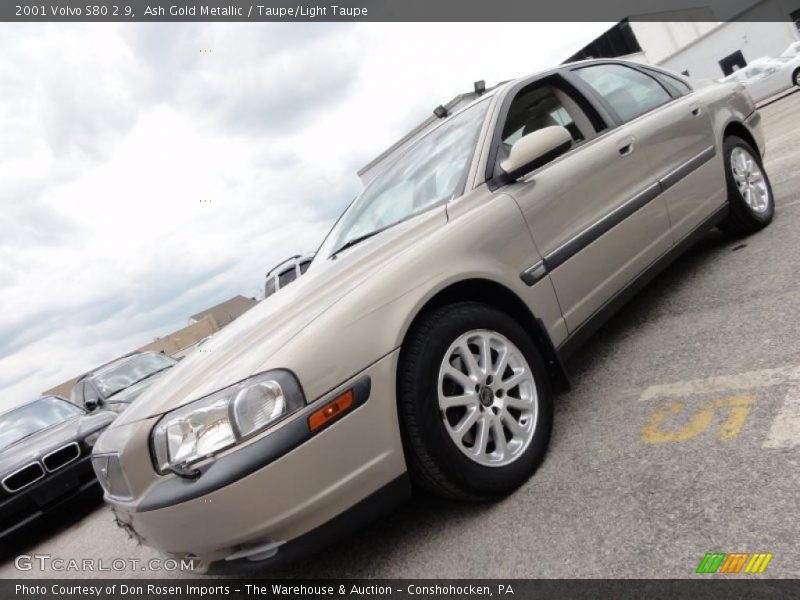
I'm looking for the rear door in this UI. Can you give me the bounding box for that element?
[489,73,673,333]
[573,63,722,242]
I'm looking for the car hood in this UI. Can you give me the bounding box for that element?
[110,207,448,428]
[0,411,115,475]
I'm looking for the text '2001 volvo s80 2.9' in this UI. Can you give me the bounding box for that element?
[92,59,774,570]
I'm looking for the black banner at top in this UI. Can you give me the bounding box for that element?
[3,0,800,22]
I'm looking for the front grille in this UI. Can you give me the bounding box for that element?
[2,463,45,493]
[43,442,81,472]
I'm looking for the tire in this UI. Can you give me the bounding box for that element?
[398,301,553,501]
[718,135,774,236]
[793,68,800,88]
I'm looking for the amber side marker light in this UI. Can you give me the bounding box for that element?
[308,390,354,432]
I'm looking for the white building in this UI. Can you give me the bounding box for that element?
[569,1,800,79]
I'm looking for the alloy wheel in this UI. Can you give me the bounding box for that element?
[730,146,770,214]
[437,329,538,467]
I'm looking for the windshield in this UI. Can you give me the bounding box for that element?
[0,397,84,451]
[321,99,490,256]
[93,353,176,398]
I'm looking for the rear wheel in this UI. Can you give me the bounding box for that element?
[718,135,774,236]
[398,302,553,500]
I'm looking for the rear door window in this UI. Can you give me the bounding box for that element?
[575,64,672,123]
[647,69,693,95]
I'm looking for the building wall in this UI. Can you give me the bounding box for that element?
[138,314,219,356]
[659,21,799,79]
[642,1,800,79]
[630,22,720,64]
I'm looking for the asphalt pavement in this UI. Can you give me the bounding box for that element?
[3,91,799,579]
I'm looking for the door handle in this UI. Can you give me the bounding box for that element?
[691,105,703,117]
[617,136,636,157]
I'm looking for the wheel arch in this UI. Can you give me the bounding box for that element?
[398,278,570,393]
[723,120,759,155]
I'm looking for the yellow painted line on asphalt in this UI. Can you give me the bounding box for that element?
[641,396,755,444]
[638,364,800,449]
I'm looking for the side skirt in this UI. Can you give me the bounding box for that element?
[556,203,729,362]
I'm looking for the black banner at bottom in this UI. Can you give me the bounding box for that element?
[4,580,800,600]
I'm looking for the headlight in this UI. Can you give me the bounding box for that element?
[151,370,304,473]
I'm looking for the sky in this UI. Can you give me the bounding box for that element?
[0,22,613,408]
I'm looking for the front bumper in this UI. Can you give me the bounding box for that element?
[0,455,99,539]
[103,349,407,566]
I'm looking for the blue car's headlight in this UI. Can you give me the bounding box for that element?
[151,370,304,473]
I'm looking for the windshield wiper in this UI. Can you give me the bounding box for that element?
[331,229,383,258]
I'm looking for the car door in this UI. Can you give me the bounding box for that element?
[490,72,673,332]
[578,64,722,242]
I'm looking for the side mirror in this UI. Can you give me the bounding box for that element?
[500,126,573,181]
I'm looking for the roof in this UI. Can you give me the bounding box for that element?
[189,295,258,328]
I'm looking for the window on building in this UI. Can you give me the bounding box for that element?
[575,64,672,122]
[719,50,747,77]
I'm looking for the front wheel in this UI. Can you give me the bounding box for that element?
[398,302,553,501]
[718,135,774,236]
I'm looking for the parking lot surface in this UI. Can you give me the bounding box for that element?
[3,91,800,579]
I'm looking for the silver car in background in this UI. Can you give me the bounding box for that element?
[721,56,800,103]
[71,352,177,415]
